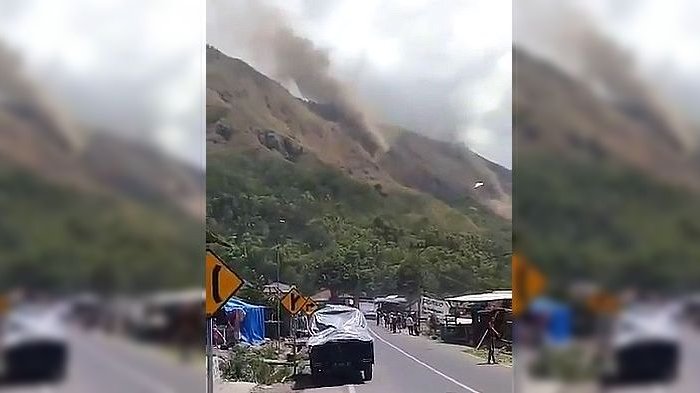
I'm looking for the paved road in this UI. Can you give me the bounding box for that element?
[293,323,512,393]
[0,329,203,393]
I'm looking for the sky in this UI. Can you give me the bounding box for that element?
[515,0,700,131]
[0,0,204,167]
[1,1,697,170]
[207,0,513,168]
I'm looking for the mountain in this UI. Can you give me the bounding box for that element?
[514,47,700,292]
[205,45,511,296]
[206,45,511,220]
[0,48,203,292]
[0,43,203,218]
[515,48,700,194]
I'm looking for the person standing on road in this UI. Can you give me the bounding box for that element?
[406,314,415,336]
[486,312,501,364]
[428,312,437,336]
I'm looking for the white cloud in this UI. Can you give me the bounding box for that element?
[0,0,204,167]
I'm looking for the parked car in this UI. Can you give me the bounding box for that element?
[308,305,374,381]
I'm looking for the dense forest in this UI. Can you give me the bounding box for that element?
[207,150,511,298]
[0,165,202,293]
[516,153,700,293]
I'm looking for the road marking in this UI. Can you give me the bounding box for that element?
[348,384,357,393]
[74,339,177,393]
[369,328,482,393]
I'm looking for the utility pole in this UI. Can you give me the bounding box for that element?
[276,218,285,350]
[276,244,281,350]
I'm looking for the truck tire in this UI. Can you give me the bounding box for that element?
[363,364,373,381]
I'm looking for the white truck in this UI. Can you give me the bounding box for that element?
[1,306,69,381]
[605,304,680,383]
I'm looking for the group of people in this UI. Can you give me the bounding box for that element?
[376,310,420,336]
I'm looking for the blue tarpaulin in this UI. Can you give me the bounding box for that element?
[530,298,571,344]
[223,297,267,345]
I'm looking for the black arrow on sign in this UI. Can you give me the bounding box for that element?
[290,292,302,311]
[212,264,222,303]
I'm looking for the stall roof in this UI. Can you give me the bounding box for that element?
[445,290,512,303]
[263,282,292,295]
[374,295,407,304]
[145,289,204,306]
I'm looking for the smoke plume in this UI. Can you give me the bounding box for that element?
[515,0,696,151]
[0,42,85,151]
[208,0,386,155]
[268,26,387,155]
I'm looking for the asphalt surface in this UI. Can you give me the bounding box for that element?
[0,329,203,393]
[292,323,512,393]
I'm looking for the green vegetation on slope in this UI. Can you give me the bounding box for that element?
[207,150,511,297]
[516,153,700,292]
[0,165,202,293]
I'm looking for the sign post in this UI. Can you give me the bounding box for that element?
[280,287,308,375]
[302,297,318,316]
[280,287,306,316]
[206,317,213,393]
[205,249,244,393]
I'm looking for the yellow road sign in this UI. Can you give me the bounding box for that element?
[512,253,546,316]
[586,292,621,315]
[206,249,244,317]
[281,287,306,315]
[0,296,8,316]
[302,297,319,315]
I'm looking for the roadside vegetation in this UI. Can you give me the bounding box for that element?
[219,344,294,385]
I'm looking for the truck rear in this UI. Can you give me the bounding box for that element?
[308,305,374,381]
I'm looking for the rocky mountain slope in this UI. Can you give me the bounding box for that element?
[0,48,203,292]
[206,45,511,221]
[205,45,511,296]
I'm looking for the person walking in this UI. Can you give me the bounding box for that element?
[428,312,438,336]
[406,314,415,336]
[486,312,501,364]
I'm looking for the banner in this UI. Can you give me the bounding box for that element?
[420,296,449,319]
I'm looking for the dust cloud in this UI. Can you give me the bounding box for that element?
[0,42,85,151]
[515,0,696,151]
[208,0,387,155]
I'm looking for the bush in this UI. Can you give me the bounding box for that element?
[220,345,293,385]
[529,346,599,382]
